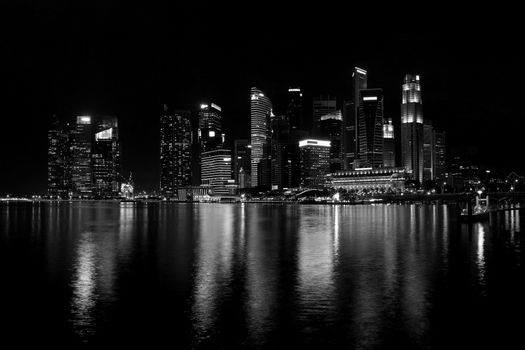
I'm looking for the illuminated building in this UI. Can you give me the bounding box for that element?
[299,139,331,186]
[47,115,73,198]
[92,116,120,198]
[343,67,367,170]
[401,74,424,183]
[287,87,303,131]
[198,102,223,152]
[71,115,94,197]
[383,118,395,167]
[160,106,192,198]
[358,89,384,168]
[201,147,236,194]
[319,110,343,172]
[250,87,272,187]
[270,114,292,189]
[233,139,251,188]
[328,167,407,192]
[423,120,435,181]
[434,131,446,180]
[313,95,337,136]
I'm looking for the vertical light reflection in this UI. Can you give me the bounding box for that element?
[334,205,340,260]
[476,224,486,288]
[191,205,234,341]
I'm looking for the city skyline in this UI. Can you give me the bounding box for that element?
[2,4,524,194]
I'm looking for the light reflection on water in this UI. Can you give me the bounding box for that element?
[1,202,525,347]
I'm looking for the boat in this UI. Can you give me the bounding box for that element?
[460,193,490,221]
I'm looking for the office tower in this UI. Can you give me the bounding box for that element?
[319,110,343,172]
[198,102,223,152]
[233,139,251,188]
[201,147,233,188]
[71,115,94,197]
[401,74,424,183]
[270,114,292,189]
[383,118,395,167]
[358,89,384,168]
[299,139,331,186]
[343,67,367,170]
[434,131,446,180]
[47,115,72,198]
[250,87,272,187]
[92,116,120,198]
[160,106,192,198]
[290,129,309,187]
[313,95,337,136]
[423,119,435,182]
[287,88,303,130]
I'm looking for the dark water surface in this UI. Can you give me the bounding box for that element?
[1,202,524,348]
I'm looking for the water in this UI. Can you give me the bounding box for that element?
[1,202,524,348]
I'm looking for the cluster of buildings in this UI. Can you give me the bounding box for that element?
[46,68,448,199]
[47,115,121,198]
[159,69,447,199]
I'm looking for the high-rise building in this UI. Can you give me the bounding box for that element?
[71,115,94,197]
[270,114,292,189]
[160,106,193,198]
[319,110,343,173]
[383,118,395,167]
[250,87,272,187]
[423,119,435,182]
[343,67,367,170]
[198,102,223,152]
[47,115,73,198]
[434,131,446,180]
[299,139,331,187]
[313,95,337,136]
[358,89,384,168]
[401,74,424,183]
[287,88,303,131]
[201,147,234,193]
[233,139,251,188]
[92,116,120,197]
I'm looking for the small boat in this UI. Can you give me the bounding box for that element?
[460,205,489,221]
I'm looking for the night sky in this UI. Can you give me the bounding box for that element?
[2,3,523,194]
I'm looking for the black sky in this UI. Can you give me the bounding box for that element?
[1,3,523,194]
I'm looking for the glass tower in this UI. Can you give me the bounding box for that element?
[401,74,424,183]
[358,89,384,168]
[250,87,272,187]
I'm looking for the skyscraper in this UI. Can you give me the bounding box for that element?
[250,87,272,187]
[233,139,251,189]
[47,115,72,198]
[270,114,292,189]
[71,115,94,197]
[423,119,435,181]
[358,89,384,168]
[383,118,395,167]
[319,110,343,172]
[287,88,303,131]
[198,102,223,152]
[299,139,331,187]
[92,116,120,197]
[343,67,367,170]
[160,106,193,198]
[201,147,234,193]
[313,95,337,136]
[434,131,446,180]
[401,74,424,183]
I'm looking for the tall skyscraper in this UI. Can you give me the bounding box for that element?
[299,139,331,187]
[343,67,367,170]
[270,114,292,189]
[233,139,252,189]
[401,74,424,183]
[250,87,272,187]
[47,115,72,198]
[198,103,223,152]
[71,115,94,197]
[160,106,193,198]
[358,89,384,168]
[383,118,395,167]
[434,131,446,180]
[423,119,435,181]
[313,95,337,136]
[287,88,303,131]
[92,116,120,197]
[201,147,233,192]
[319,110,343,172]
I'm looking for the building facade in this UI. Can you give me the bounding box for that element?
[358,89,384,168]
[47,115,73,198]
[313,95,337,136]
[71,116,94,197]
[328,167,407,192]
[250,87,272,187]
[299,139,331,187]
[92,117,120,198]
[383,118,395,167]
[233,139,251,188]
[319,110,343,173]
[160,107,193,198]
[401,74,424,183]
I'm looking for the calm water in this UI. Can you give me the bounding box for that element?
[1,202,524,348]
